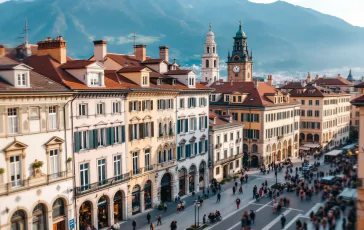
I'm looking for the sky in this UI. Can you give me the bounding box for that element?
[249,0,364,27]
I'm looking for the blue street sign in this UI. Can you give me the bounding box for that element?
[69,219,75,229]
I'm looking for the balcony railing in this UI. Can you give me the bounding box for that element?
[75,172,130,197]
[215,152,244,165]
[157,160,176,170]
[0,171,70,196]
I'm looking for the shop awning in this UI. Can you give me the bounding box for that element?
[303,143,320,148]
[299,147,310,151]
[338,188,357,201]
[325,150,343,156]
[342,143,357,150]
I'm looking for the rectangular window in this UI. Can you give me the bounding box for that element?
[191,143,196,155]
[217,136,220,145]
[115,126,122,143]
[224,134,227,142]
[301,100,305,105]
[179,99,185,108]
[132,152,139,174]
[10,155,22,187]
[224,150,228,159]
[80,131,88,150]
[145,149,151,170]
[89,73,100,86]
[230,132,234,141]
[17,73,26,86]
[309,100,313,105]
[79,104,87,116]
[144,122,151,138]
[236,159,239,168]
[230,148,234,156]
[8,108,19,134]
[181,145,186,159]
[301,110,305,116]
[49,149,60,178]
[315,111,320,117]
[96,103,104,115]
[97,128,106,146]
[113,102,121,113]
[315,100,319,106]
[113,155,122,180]
[189,117,196,131]
[98,159,106,185]
[48,106,58,130]
[132,124,139,140]
[80,163,89,191]
[131,101,138,111]
[307,110,313,117]
[142,76,148,85]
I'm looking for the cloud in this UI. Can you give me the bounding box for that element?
[184,4,194,8]
[103,34,164,45]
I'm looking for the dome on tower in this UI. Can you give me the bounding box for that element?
[235,21,247,38]
[207,30,215,36]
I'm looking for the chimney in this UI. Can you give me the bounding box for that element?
[306,72,312,83]
[159,46,169,62]
[37,36,67,64]
[254,79,258,88]
[338,74,341,78]
[93,40,107,62]
[267,75,273,86]
[315,75,319,80]
[0,44,5,56]
[134,44,146,62]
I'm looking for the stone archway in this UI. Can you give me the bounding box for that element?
[199,161,206,189]
[251,155,259,167]
[79,201,93,228]
[161,174,172,202]
[97,195,109,229]
[189,165,197,193]
[178,168,187,196]
[113,191,125,222]
[277,150,282,161]
[288,139,292,158]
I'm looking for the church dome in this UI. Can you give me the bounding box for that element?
[207,30,215,36]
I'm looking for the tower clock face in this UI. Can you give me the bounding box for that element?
[233,65,240,73]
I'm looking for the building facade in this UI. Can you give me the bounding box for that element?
[208,112,244,181]
[281,79,351,150]
[201,24,220,86]
[0,55,74,230]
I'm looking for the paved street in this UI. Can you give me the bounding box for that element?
[120,157,340,230]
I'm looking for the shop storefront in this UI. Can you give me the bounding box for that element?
[32,204,47,230]
[97,196,109,229]
[199,162,205,189]
[161,174,171,202]
[11,210,26,230]
[178,168,186,196]
[113,191,123,222]
[52,198,66,230]
[132,185,141,215]
[79,201,92,229]
[189,165,196,193]
[144,180,152,210]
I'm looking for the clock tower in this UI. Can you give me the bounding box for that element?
[227,21,253,82]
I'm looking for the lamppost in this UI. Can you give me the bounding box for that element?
[194,200,201,228]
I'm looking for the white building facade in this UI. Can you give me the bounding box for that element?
[201,24,220,86]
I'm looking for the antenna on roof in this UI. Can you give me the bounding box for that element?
[18,19,30,44]
[132,32,136,54]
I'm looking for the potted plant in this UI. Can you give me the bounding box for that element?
[32,160,44,168]
[0,168,4,174]
[67,157,73,163]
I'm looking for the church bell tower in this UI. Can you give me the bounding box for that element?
[201,23,219,86]
[227,21,253,82]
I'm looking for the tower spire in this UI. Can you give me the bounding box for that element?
[239,20,242,31]
[209,22,212,31]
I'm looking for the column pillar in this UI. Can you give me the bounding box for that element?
[195,171,199,192]
[108,202,113,227]
[93,207,98,228]
[140,191,145,213]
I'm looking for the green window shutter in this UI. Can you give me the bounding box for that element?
[88,130,94,149]
[186,144,190,157]
[185,119,188,132]
[188,98,191,108]
[106,127,111,146]
[257,114,259,122]
[177,120,181,134]
[177,146,181,160]
[194,143,198,154]
[205,116,208,129]
[93,130,98,148]
[151,122,154,137]
[199,141,202,154]
[199,117,201,130]
[121,125,125,143]
[129,124,133,141]
[139,123,144,139]
[205,140,208,152]
[74,132,80,152]
[110,127,115,144]
[194,118,197,131]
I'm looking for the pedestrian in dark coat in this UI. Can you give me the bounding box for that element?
[281,214,286,229]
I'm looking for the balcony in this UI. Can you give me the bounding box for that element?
[0,171,71,196]
[157,160,176,171]
[215,152,244,166]
[235,138,242,143]
[75,172,130,197]
[215,143,222,149]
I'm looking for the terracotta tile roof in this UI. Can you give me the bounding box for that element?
[354,82,364,88]
[314,77,353,86]
[280,82,304,89]
[209,111,242,127]
[142,59,165,64]
[117,66,148,73]
[106,53,144,67]
[165,69,194,75]
[60,60,97,69]
[351,95,364,105]
[0,56,69,92]
[0,64,20,70]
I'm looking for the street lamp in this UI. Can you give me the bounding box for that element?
[194,200,201,228]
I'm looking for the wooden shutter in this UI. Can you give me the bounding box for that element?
[106,127,112,146]
[110,127,115,144]
[185,119,188,132]
[177,146,181,160]
[93,129,98,147]
[88,130,94,149]
[186,144,190,158]
[199,117,202,130]
[129,124,133,141]
[139,123,144,139]
[171,99,174,109]
[205,116,208,129]
[205,140,208,153]
[74,132,80,152]
[151,100,153,110]
[129,101,132,112]
[151,122,154,137]
[177,120,181,134]
[121,125,125,143]
[199,141,202,154]
[194,143,198,154]
[142,101,145,111]
[188,98,191,108]
[138,101,141,111]
[194,117,197,131]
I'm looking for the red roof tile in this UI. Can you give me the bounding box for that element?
[142,59,165,64]
[117,66,149,73]
[314,77,353,86]
[165,69,194,75]
[351,95,364,105]
[60,60,97,69]
[106,53,143,67]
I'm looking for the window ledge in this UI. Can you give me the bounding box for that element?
[189,131,195,134]
[178,158,186,162]
[112,112,121,115]
[180,133,186,137]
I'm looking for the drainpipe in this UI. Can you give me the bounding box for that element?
[63,94,78,230]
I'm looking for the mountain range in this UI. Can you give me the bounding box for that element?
[0,0,363,77]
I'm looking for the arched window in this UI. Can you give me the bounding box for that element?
[33,204,47,230]
[158,151,163,163]
[314,134,319,142]
[207,47,210,53]
[164,149,167,162]
[159,123,163,137]
[243,144,248,153]
[252,144,258,153]
[52,198,65,219]
[11,210,26,230]
[164,124,167,136]
[300,133,305,141]
[214,60,216,68]
[307,134,313,142]
[168,148,173,160]
[213,47,215,53]
[206,60,209,68]
[169,121,173,135]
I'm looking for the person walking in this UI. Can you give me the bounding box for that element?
[157,214,162,226]
[240,176,244,185]
[249,210,255,225]
[216,192,221,203]
[232,186,236,195]
[281,214,286,229]
[132,220,137,230]
[245,174,248,183]
[150,223,155,230]
[164,203,168,212]
[147,213,151,224]
[207,188,210,198]
[236,197,241,209]
[239,185,243,194]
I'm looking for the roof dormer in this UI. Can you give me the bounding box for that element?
[118,66,152,87]
[0,63,33,88]
[62,60,105,87]
[165,69,196,88]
